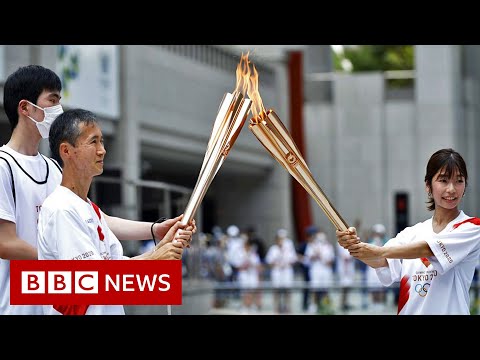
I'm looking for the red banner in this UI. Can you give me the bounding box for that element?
[10,260,182,305]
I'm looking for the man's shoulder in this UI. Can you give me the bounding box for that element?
[0,146,13,163]
[0,148,49,166]
[43,187,87,213]
[0,153,15,182]
[0,145,24,158]
[40,191,78,227]
[42,187,68,210]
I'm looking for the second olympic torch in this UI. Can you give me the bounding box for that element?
[180,54,252,226]
[246,64,348,231]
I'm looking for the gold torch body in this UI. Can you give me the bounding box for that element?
[249,109,348,232]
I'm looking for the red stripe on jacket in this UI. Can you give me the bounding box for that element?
[397,275,410,315]
[453,217,480,229]
[53,305,90,316]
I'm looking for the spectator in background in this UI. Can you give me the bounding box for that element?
[225,224,244,283]
[265,229,298,314]
[305,227,335,314]
[203,230,231,308]
[237,238,262,313]
[365,223,388,311]
[246,226,266,264]
[352,218,368,309]
[225,224,244,302]
[245,226,267,307]
[297,225,316,312]
[336,242,356,312]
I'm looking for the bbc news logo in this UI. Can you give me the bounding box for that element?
[22,271,99,293]
[10,260,182,305]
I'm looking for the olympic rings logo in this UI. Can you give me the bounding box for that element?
[414,283,430,297]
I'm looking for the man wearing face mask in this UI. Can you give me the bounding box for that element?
[0,65,65,315]
[0,65,196,315]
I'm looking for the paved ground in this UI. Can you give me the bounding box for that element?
[207,288,399,315]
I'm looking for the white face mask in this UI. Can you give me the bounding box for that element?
[26,101,64,139]
[315,233,327,243]
[371,236,383,245]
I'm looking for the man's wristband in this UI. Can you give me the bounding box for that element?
[151,217,168,245]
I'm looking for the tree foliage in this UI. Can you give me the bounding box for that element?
[334,45,414,87]
[335,45,414,72]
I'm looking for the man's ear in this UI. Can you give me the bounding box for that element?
[18,99,29,116]
[59,142,71,162]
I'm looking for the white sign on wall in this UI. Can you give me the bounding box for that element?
[0,45,5,82]
[56,45,120,119]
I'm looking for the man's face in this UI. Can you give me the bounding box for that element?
[70,122,106,177]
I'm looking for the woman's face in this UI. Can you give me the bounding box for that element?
[429,167,465,211]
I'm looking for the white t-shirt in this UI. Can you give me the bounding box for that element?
[375,210,480,315]
[336,243,356,287]
[265,242,297,288]
[305,239,335,287]
[237,248,261,288]
[0,145,62,315]
[38,185,126,315]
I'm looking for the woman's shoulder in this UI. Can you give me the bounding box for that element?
[451,211,480,231]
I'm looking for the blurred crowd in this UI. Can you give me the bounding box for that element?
[184,222,403,314]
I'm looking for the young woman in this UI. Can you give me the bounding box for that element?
[337,148,480,315]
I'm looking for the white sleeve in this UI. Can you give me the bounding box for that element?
[0,161,15,223]
[265,246,277,265]
[253,253,260,266]
[228,243,244,267]
[106,227,125,260]
[337,244,350,260]
[375,225,418,285]
[375,265,397,286]
[324,244,335,264]
[41,209,103,260]
[304,244,313,259]
[426,223,480,274]
[287,245,298,264]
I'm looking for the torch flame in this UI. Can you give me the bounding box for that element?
[233,51,267,120]
[247,64,266,120]
[234,52,251,96]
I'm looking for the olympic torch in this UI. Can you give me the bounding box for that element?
[246,65,348,231]
[180,53,252,227]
